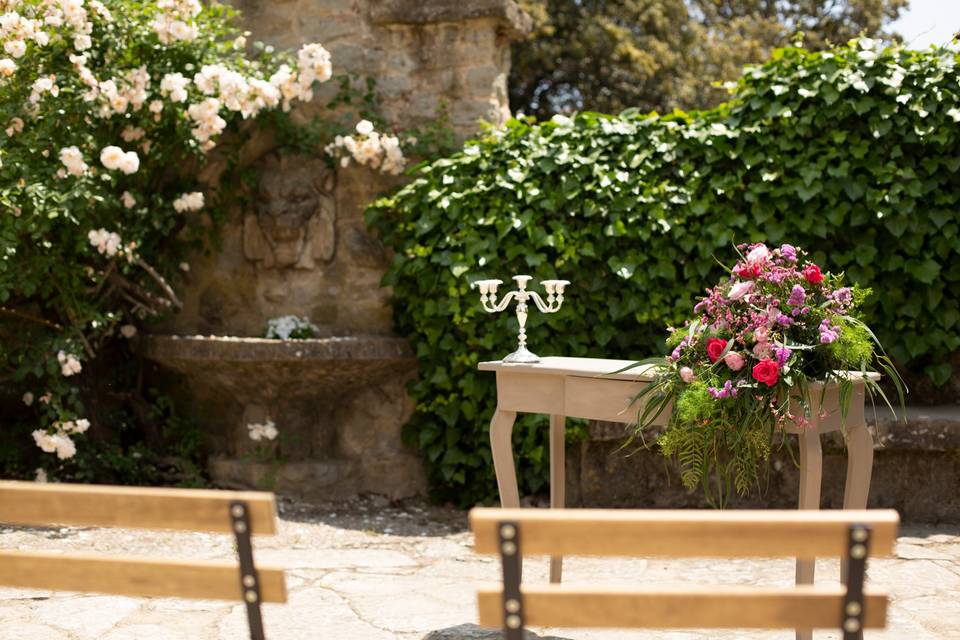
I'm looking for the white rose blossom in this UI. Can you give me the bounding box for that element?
[100,145,139,174]
[5,116,23,136]
[4,39,26,58]
[117,150,139,173]
[59,146,88,176]
[187,97,226,147]
[88,228,122,256]
[173,191,204,212]
[73,34,91,51]
[57,350,82,376]
[33,428,78,460]
[160,72,189,103]
[325,120,407,175]
[99,144,124,169]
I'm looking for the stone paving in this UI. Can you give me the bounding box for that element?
[0,496,958,640]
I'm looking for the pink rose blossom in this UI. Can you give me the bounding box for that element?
[728,280,754,300]
[724,352,745,371]
[679,367,695,383]
[753,341,773,358]
[747,244,771,266]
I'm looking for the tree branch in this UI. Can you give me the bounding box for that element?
[136,258,183,310]
[0,307,63,331]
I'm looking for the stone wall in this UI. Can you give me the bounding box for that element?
[566,408,960,523]
[144,1,530,500]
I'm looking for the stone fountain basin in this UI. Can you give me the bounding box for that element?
[140,334,415,397]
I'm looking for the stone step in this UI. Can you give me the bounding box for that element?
[872,405,960,450]
[588,405,960,451]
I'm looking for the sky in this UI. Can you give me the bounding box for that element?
[893,0,960,48]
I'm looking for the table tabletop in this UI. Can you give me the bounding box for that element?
[477,356,659,381]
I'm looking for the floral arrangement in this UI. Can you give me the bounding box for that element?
[0,0,399,472]
[265,315,319,340]
[630,243,904,505]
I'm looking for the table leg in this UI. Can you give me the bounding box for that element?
[549,414,565,584]
[796,428,823,640]
[489,407,520,508]
[841,422,874,584]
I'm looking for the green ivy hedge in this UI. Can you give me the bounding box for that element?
[366,40,960,505]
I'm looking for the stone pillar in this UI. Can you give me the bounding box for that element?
[234,0,530,139]
[143,1,530,500]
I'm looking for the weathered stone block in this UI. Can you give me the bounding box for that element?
[465,65,506,92]
[368,0,532,39]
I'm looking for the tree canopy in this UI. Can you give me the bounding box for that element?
[510,0,908,118]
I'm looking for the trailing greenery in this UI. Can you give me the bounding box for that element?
[368,39,960,505]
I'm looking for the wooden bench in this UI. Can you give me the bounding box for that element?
[0,481,286,640]
[470,508,899,640]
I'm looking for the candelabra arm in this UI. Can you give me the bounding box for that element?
[529,292,555,314]
[483,291,517,313]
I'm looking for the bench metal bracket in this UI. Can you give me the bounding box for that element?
[498,520,524,640]
[842,523,871,640]
[230,500,265,640]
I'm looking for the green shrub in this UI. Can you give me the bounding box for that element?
[367,39,960,505]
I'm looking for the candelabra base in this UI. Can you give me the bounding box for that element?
[502,345,540,364]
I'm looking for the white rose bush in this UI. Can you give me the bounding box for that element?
[0,0,369,475]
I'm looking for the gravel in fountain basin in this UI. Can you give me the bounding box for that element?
[140,334,416,396]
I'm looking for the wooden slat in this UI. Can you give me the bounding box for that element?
[0,481,277,534]
[477,585,887,629]
[470,508,899,558]
[0,551,286,602]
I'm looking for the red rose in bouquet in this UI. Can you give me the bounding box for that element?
[751,360,779,387]
[706,338,727,363]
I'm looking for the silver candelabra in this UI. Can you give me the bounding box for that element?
[472,275,570,363]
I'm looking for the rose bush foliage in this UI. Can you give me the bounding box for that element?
[0,0,343,472]
[368,39,960,504]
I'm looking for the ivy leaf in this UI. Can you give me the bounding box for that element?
[906,259,941,284]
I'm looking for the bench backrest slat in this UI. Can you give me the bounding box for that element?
[470,508,900,634]
[476,585,888,630]
[470,508,899,558]
[0,481,277,534]
[0,551,287,603]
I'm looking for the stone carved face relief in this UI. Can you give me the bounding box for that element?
[243,153,336,270]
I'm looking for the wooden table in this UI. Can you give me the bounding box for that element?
[479,356,877,640]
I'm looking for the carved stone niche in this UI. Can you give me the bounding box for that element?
[243,152,337,270]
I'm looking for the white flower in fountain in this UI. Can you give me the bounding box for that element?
[248,419,278,442]
[265,315,318,340]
